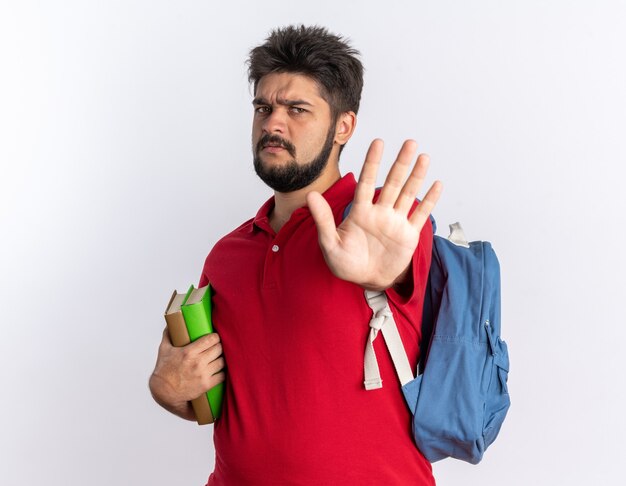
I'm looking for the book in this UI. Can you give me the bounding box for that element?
[164,284,224,424]
[180,285,224,421]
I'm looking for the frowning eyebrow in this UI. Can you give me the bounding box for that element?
[252,97,313,107]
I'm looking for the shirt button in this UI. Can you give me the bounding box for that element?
[272,244,279,252]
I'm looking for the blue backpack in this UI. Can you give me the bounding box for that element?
[346,205,511,464]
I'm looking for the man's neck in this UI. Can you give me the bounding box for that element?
[269,164,341,233]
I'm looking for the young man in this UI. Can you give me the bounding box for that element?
[150,25,442,485]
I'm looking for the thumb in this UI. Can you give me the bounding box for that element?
[306,191,339,251]
[161,327,173,346]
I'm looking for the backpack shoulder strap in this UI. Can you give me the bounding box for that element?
[362,222,471,391]
[343,191,434,391]
[363,290,414,390]
[447,222,470,248]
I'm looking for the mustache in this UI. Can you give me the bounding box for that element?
[256,134,296,158]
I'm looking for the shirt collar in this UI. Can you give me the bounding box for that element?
[252,172,357,233]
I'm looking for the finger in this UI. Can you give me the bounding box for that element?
[395,153,430,214]
[188,332,221,353]
[200,370,226,394]
[183,332,221,357]
[307,191,339,251]
[377,139,418,207]
[206,357,226,376]
[159,327,173,350]
[354,139,384,205]
[409,180,443,230]
[200,341,224,364]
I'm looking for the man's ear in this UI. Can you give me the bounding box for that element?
[334,111,357,146]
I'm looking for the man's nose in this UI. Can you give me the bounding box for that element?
[262,108,287,134]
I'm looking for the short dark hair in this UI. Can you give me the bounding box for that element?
[247,25,364,119]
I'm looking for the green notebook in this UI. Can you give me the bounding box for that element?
[181,284,224,420]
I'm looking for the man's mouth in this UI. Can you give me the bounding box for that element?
[264,142,284,148]
[257,135,296,157]
[263,144,285,153]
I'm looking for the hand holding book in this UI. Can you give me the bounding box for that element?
[162,284,225,424]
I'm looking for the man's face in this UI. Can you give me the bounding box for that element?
[252,72,336,193]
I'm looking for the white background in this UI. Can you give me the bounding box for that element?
[1,1,625,485]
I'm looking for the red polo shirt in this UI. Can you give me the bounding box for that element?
[200,173,434,485]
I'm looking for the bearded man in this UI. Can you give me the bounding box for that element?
[150,25,442,485]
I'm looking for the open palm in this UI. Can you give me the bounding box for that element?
[307,139,442,291]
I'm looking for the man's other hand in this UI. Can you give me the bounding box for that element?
[149,328,226,421]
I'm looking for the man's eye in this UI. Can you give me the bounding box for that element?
[290,107,306,114]
[255,106,270,114]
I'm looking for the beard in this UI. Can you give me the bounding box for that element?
[253,126,335,193]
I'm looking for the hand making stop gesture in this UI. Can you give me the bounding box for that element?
[306,139,442,291]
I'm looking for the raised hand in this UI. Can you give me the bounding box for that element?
[306,139,442,291]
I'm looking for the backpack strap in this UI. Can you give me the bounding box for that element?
[447,222,470,248]
[362,223,471,390]
[363,290,414,390]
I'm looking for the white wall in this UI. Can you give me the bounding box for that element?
[1,1,624,484]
